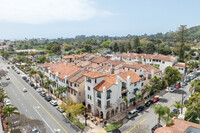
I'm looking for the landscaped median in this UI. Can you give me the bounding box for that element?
[66,114,85,130]
[105,122,122,132]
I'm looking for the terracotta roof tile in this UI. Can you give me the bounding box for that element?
[94,71,141,92]
[142,64,161,73]
[83,71,105,78]
[87,63,101,69]
[123,63,144,70]
[68,70,89,83]
[91,57,107,63]
[40,63,53,68]
[155,118,200,133]
[103,60,125,66]
[76,61,91,67]
[174,62,188,68]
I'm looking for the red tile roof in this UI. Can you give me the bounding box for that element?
[83,71,105,78]
[123,63,144,70]
[68,70,89,83]
[142,64,161,73]
[174,62,188,68]
[155,118,200,133]
[91,57,107,63]
[94,71,141,92]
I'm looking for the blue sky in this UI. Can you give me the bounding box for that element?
[0,0,200,39]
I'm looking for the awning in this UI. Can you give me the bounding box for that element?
[139,75,143,77]
[107,90,112,93]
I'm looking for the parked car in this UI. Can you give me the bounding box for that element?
[6,76,10,80]
[33,86,38,90]
[5,99,11,106]
[127,109,138,119]
[169,86,176,92]
[7,66,10,69]
[111,129,121,133]
[40,91,46,97]
[171,108,179,114]
[23,88,27,92]
[36,88,41,93]
[16,71,20,74]
[185,78,190,82]
[152,97,159,103]
[151,124,162,133]
[136,106,145,113]
[145,100,154,107]
[56,106,64,113]
[29,82,34,87]
[44,96,51,102]
[182,82,188,86]
[25,79,29,83]
[32,128,39,133]
[21,75,27,80]
[50,100,58,106]
[174,84,181,89]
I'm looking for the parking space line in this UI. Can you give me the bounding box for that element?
[30,93,68,133]
[126,118,148,133]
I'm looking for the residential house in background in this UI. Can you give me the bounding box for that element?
[173,62,188,75]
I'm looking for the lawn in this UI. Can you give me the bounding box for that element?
[105,122,122,132]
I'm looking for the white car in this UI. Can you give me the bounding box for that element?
[50,100,58,106]
[32,128,39,133]
[5,100,11,106]
[23,88,27,92]
[6,76,10,80]
[169,86,176,92]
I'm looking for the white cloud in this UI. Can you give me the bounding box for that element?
[0,0,108,24]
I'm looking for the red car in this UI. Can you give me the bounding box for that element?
[174,84,181,89]
[152,97,159,103]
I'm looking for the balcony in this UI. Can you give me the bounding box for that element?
[87,79,91,83]
[106,105,112,109]
[97,94,101,99]
[97,104,101,108]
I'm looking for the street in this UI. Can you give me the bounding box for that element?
[0,59,80,133]
[120,80,191,133]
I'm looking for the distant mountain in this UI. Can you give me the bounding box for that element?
[187,25,200,40]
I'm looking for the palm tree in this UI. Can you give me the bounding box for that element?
[56,87,68,102]
[133,92,144,107]
[1,105,19,119]
[37,71,44,87]
[29,69,36,81]
[44,79,53,95]
[151,104,166,128]
[0,92,9,106]
[162,106,174,126]
[123,97,129,115]
[170,101,183,115]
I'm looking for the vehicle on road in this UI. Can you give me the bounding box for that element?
[50,100,58,106]
[169,86,176,92]
[16,71,20,74]
[32,128,39,133]
[40,91,46,97]
[23,88,27,92]
[7,66,10,69]
[152,97,159,103]
[182,82,188,86]
[25,79,29,83]
[136,106,145,113]
[33,86,38,90]
[29,82,34,87]
[36,88,41,93]
[21,75,27,80]
[5,99,11,106]
[185,78,190,82]
[56,106,64,113]
[127,109,138,119]
[174,84,181,89]
[151,124,162,133]
[6,76,10,80]
[145,100,154,107]
[171,108,179,114]
[44,96,51,102]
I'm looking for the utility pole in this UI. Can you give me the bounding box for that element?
[181,91,184,114]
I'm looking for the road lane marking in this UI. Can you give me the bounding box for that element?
[126,118,148,133]
[33,107,55,133]
[30,93,68,133]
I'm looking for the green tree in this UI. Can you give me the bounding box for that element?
[184,92,200,123]
[37,71,44,88]
[0,105,19,119]
[56,87,68,102]
[170,101,183,115]
[164,66,181,87]
[52,45,61,54]
[156,39,162,53]
[134,37,140,49]
[126,42,132,52]
[151,104,173,127]
[38,56,47,63]
[119,43,125,53]
[29,69,37,81]
[0,90,9,106]
[188,61,199,74]
[148,75,162,95]
[101,40,111,48]
[113,42,119,53]
[144,43,156,54]
[44,79,53,95]
[177,25,188,62]
[190,80,200,93]
[83,44,92,53]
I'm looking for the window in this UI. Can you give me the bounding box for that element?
[107,90,111,99]
[97,99,101,108]
[97,91,101,98]
[70,82,72,87]
[79,92,81,96]
[162,61,165,64]
[95,79,97,83]
[135,70,137,72]
[90,95,92,100]
[74,84,76,87]
[88,95,90,99]
[134,82,137,86]
[87,78,91,83]
[107,101,110,108]
[88,86,90,91]
[141,83,144,86]
[74,92,76,96]
[140,69,142,72]
[77,84,79,87]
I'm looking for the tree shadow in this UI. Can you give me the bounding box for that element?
[1,81,11,87]
[172,89,187,95]
[158,98,168,103]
